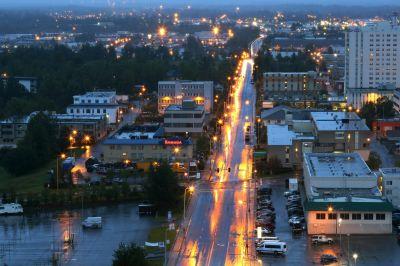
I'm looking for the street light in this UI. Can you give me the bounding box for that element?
[353,253,358,266]
[338,217,342,255]
[56,153,66,191]
[183,185,195,219]
[158,26,167,37]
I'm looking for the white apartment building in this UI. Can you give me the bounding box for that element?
[303,153,392,235]
[67,91,121,124]
[379,168,400,209]
[158,80,213,114]
[345,20,400,93]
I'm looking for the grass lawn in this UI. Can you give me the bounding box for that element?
[146,223,178,266]
[0,148,87,195]
[0,160,55,194]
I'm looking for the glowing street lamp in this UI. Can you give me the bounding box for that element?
[56,153,67,191]
[158,26,167,37]
[353,253,358,266]
[183,185,195,218]
[212,26,220,36]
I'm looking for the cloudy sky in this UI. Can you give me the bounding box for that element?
[1,0,400,8]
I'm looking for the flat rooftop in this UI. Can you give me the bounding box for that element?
[79,91,116,97]
[311,111,369,131]
[165,104,204,112]
[380,167,400,176]
[267,125,313,146]
[267,125,297,146]
[304,153,374,178]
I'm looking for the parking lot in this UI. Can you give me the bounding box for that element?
[257,176,400,266]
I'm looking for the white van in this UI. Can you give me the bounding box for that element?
[256,241,287,256]
[255,236,279,245]
[82,217,102,229]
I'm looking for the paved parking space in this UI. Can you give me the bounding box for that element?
[258,176,400,266]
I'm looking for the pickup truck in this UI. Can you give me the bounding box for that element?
[311,235,333,244]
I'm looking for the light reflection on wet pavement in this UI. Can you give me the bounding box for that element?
[0,203,158,265]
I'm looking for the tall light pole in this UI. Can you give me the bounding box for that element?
[56,153,66,190]
[353,253,358,266]
[338,218,342,256]
[183,185,195,219]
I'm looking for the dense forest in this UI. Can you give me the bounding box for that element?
[0,37,236,118]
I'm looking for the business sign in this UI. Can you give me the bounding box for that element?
[164,139,183,145]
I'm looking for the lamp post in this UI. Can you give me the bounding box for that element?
[338,218,342,256]
[353,253,358,266]
[56,153,66,191]
[183,185,195,219]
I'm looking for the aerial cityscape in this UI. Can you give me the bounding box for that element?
[1,0,400,265]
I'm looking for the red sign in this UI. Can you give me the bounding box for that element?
[164,139,183,145]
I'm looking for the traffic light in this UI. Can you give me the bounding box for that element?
[216,168,220,173]
[228,167,231,172]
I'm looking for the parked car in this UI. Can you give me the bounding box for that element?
[320,254,338,264]
[287,206,303,212]
[82,217,102,229]
[258,187,272,194]
[288,216,305,225]
[256,241,287,256]
[287,195,301,201]
[254,227,273,236]
[284,190,299,197]
[312,235,334,244]
[287,210,304,217]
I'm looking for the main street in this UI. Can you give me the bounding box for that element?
[169,56,258,265]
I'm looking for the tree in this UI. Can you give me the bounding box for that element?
[145,162,181,213]
[366,151,382,170]
[196,135,210,158]
[360,97,396,127]
[266,156,283,175]
[0,112,58,176]
[112,243,148,266]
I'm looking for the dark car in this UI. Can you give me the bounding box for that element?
[393,213,400,226]
[85,157,99,173]
[320,254,338,264]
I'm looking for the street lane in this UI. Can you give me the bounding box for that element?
[169,57,257,266]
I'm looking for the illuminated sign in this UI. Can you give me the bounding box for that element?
[164,139,183,145]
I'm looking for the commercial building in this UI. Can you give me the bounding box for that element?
[0,112,37,148]
[346,85,395,110]
[164,100,205,135]
[51,114,108,142]
[102,124,193,163]
[345,19,400,92]
[379,168,400,209]
[263,71,323,100]
[158,80,213,114]
[66,91,122,124]
[266,125,313,168]
[371,118,400,139]
[393,89,400,113]
[303,153,392,235]
[311,112,371,159]
[264,109,371,168]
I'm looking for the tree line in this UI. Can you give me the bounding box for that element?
[0,39,235,119]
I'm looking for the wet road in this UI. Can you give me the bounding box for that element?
[169,57,257,265]
[0,203,157,266]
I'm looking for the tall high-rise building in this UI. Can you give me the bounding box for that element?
[345,18,400,93]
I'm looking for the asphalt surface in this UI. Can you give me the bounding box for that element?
[168,58,258,265]
[260,176,400,266]
[0,203,157,266]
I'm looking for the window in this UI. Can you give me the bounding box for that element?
[316,213,325,220]
[376,213,385,220]
[340,213,350,220]
[328,213,337,220]
[352,213,361,220]
[364,213,373,220]
[386,181,392,186]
